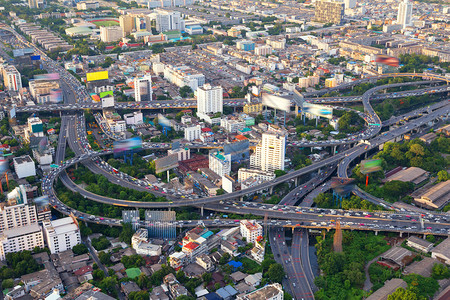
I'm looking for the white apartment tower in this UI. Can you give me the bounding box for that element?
[2,65,22,91]
[209,151,231,177]
[134,75,152,102]
[250,126,286,172]
[397,0,413,29]
[344,0,356,9]
[0,197,38,233]
[43,217,81,254]
[155,10,185,32]
[197,84,223,115]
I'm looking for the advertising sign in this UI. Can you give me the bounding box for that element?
[360,159,382,175]
[302,103,333,119]
[158,113,171,128]
[30,55,41,61]
[86,71,108,82]
[35,73,60,80]
[375,55,399,67]
[99,91,113,98]
[262,93,291,112]
[155,154,179,174]
[113,137,142,155]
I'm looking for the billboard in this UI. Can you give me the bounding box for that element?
[101,96,114,108]
[360,159,382,175]
[158,113,171,128]
[155,154,179,174]
[99,90,113,98]
[331,177,355,195]
[86,71,108,82]
[113,137,142,155]
[302,103,333,119]
[50,89,63,103]
[262,93,290,112]
[31,55,41,61]
[376,55,399,67]
[136,17,147,31]
[9,105,16,119]
[35,73,60,80]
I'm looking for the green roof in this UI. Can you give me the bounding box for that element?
[65,26,94,35]
[125,268,141,279]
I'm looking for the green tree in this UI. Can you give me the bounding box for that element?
[119,222,134,244]
[437,170,449,182]
[267,263,285,283]
[179,85,193,98]
[72,243,88,255]
[274,170,287,177]
[387,288,419,300]
[1,278,14,289]
[432,263,450,280]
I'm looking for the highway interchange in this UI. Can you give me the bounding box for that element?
[5,24,450,300]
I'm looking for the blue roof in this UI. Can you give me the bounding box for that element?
[201,230,214,239]
[204,292,221,300]
[228,260,243,269]
[216,285,238,299]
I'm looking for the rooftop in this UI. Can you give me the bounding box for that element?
[432,237,450,260]
[2,223,41,238]
[366,278,407,300]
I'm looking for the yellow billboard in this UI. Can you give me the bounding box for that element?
[86,71,108,82]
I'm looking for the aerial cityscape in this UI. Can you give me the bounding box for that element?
[0,0,448,299]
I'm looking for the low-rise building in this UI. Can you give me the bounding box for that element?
[131,228,162,256]
[414,180,450,209]
[237,282,283,300]
[196,253,214,271]
[431,237,450,265]
[366,278,407,300]
[406,236,434,253]
[238,168,275,183]
[13,155,36,178]
[240,220,263,244]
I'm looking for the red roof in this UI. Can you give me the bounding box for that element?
[201,128,212,132]
[74,265,93,276]
[183,242,199,251]
[234,135,247,141]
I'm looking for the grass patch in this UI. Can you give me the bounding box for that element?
[238,256,262,274]
[91,20,119,27]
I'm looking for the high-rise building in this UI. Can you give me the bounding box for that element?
[314,0,345,25]
[134,75,152,102]
[344,0,356,9]
[119,15,134,36]
[1,187,38,233]
[100,26,123,43]
[42,217,81,254]
[209,151,231,177]
[196,84,223,115]
[155,10,185,33]
[184,125,201,141]
[2,65,22,91]
[28,0,45,9]
[250,125,286,172]
[397,0,413,29]
[0,224,44,260]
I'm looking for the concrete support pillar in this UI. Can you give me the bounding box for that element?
[240,196,244,202]
[399,232,403,237]
[269,187,273,194]
[200,206,204,216]
[365,152,368,159]
[333,145,337,156]
[374,231,378,236]
[294,177,298,186]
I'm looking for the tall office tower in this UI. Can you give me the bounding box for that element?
[120,14,134,36]
[314,0,345,25]
[250,126,286,172]
[2,65,22,91]
[43,217,81,254]
[134,75,152,102]
[344,0,356,9]
[100,26,124,43]
[155,10,185,32]
[397,0,413,29]
[196,84,223,115]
